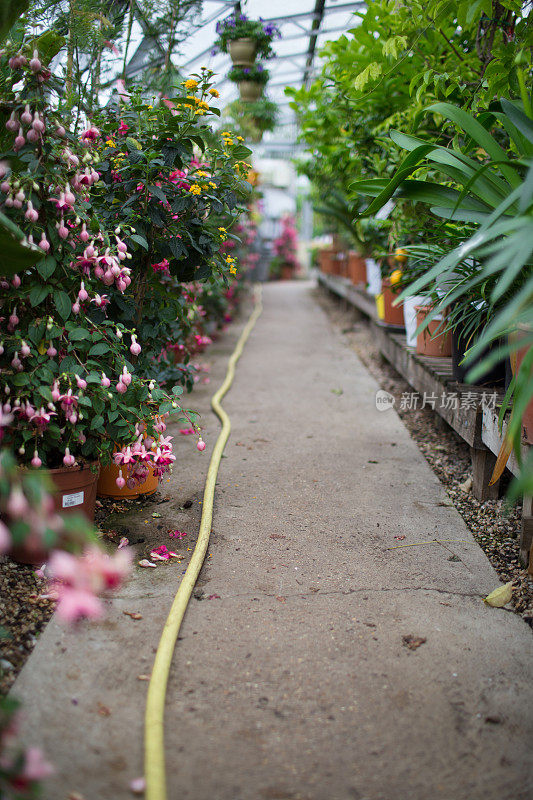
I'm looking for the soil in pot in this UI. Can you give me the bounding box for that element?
[416,306,452,357]
[229,38,257,65]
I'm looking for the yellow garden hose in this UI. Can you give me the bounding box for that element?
[144,285,263,800]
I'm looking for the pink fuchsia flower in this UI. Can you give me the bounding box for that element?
[30,406,56,427]
[152,446,176,468]
[118,120,129,135]
[59,389,78,411]
[116,381,127,394]
[179,427,195,435]
[31,450,42,468]
[22,747,54,781]
[75,374,87,390]
[92,294,109,307]
[115,469,126,489]
[63,447,75,467]
[51,381,61,402]
[83,545,131,589]
[54,586,103,623]
[101,372,111,388]
[80,126,100,142]
[121,366,132,386]
[114,446,136,467]
[197,439,206,451]
[29,50,42,73]
[78,281,88,302]
[39,232,50,252]
[7,487,28,517]
[0,519,10,553]
[130,335,141,356]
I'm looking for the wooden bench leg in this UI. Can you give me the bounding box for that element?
[470,446,500,501]
[520,495,533,567]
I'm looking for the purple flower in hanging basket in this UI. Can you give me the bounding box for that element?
[256,64,264,72]
[243,67,250,75]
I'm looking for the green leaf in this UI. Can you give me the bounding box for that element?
[0,0,28,44]
[36,256,56,280]
[0,213,45,276]
[29,284,50,306]
[90,415,104,430]
[68,328,91,341]
[54,290,71,320]
[130,233,148,250]
[88,342,110,356]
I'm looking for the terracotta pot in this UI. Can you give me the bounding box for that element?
[280,264,294,280]
[7,461,100,565]
[380,278,404,326]
[97,461,159,500]
[238,81,262,102]
[49,461,100,521]
[229,38,257,65]
[415,306,452,357]
[319,249,334,274]
[348,252,366,285]
[515,326,533,444]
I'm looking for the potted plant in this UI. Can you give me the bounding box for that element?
[228,65,269,102]
[213,14,280,65]
[271,215,299,279]
[91,71,252,387]
[225,97,278,143]
[0,40,193,511]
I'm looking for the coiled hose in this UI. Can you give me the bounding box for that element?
[144,285,263,800]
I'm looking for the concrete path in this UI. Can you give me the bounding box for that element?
[14,281,533,800]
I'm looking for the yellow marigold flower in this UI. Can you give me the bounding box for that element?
[236,135,244,142]
[209,88,220,98]
[189,184,202,195]
[223,138,234,146]
[221,131,231,136]
[194,109,206,115]
[218,226,227,232]
[229,266,237,275]
[208,181,217,189]
[184,78,198,90]
[105,139,116,147]
[146,105,153,110]
[196,170,208,177]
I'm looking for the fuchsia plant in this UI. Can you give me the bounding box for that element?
[0,41,206,481]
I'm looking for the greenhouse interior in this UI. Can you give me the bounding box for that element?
[0,1,532,798]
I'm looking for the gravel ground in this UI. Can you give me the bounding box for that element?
[0,560,54,695]
[315,286,533,627]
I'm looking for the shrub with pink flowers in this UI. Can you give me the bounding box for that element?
[270,214,300,278]
[0,37,196,476]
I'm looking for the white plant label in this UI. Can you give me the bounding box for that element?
[62,491,84,508]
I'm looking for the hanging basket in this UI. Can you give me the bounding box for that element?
[229,38,257,65]
[238,81,263,102]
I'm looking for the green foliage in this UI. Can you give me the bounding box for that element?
[228,64,269,85]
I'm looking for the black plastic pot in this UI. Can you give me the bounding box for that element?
[451,324,507,386]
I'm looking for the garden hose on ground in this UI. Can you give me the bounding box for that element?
[144,285,263,800]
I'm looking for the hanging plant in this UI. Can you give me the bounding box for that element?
[225,97,278,142]
[229,64,269,102]
[213,14,280,63]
